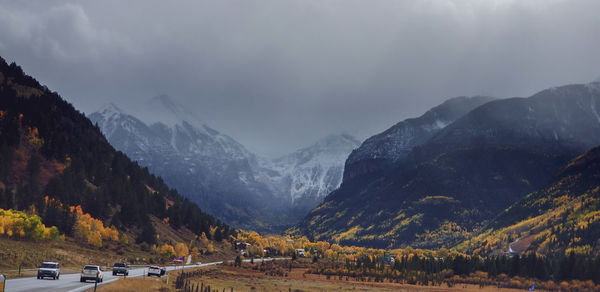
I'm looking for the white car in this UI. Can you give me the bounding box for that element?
[80,265,104,282]
[148,265,162,277]
[37,262,60,280]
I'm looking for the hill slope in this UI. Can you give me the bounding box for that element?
[0,56,232,243]
[296,82,600,249]
[460,145,600,256]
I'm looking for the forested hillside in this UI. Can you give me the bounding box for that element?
[0,56,232,244]
[296,82,600,249]
[461,145,600,256]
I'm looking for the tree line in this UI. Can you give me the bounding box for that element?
[306,252,600,289]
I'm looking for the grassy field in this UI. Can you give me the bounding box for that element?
[97,261,534,292]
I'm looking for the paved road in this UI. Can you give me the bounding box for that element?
[5,257,288,292]
[508,237,521,254]
[5,263,213,292]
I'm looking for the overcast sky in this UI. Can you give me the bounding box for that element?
[1,0,599,157]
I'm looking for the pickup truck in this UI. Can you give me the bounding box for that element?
[112,262,129,276]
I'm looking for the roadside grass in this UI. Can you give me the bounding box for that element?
[0,236,237,279]
[93,277,173,292]
[0,237,151,278]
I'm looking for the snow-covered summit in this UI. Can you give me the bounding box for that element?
[98,102,125,115]
[260,134,360,205]
[136,94,206,129]
[92,103,144,139]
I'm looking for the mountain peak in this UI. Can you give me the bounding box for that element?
[98,102,125,115]
[148,94,182,114]
[137,95,205,128]
[94,103,128,123]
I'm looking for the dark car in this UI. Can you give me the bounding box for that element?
[37,262,60,280]
[112,262,129,276]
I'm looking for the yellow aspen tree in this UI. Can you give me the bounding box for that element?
[160,244,175,257]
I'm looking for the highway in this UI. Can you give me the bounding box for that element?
[4,257,287,292]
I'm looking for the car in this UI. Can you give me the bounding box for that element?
[80,265,104,282]
[148,265,162,277]
[37,262,60,280]
[160,267,167,276]
[112,262,129,276]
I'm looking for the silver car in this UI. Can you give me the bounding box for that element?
[80,265,104,282]
[37,262,60,280]
[148,265,162,277]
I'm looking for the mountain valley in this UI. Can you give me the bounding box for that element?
[89,99,359,232]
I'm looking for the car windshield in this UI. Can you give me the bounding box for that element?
[41,263,57,268]
[114,263,126,267]
[84,266,98,270]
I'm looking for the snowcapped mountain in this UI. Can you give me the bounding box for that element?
[344,96,494,181]
[89,103,173,161]
[89,96,358,231]
[135,95,253,161]
[258,134,360,215]
[273,134,360,203]
[90,97,278,231]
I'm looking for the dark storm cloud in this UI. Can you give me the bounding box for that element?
[1,0,600,156]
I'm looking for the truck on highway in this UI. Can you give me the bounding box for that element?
[112,262,130,276]
[37,262,60,280]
